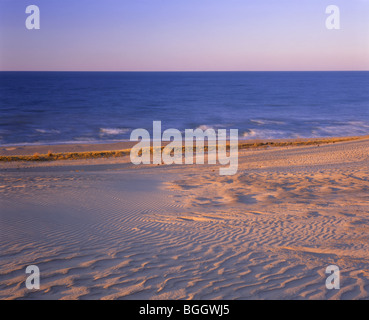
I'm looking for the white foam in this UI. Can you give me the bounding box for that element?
[196,125,214,131]
[35,129,61,134]
[99,128,130,135]
[242,129,289,139]
[250,119,285,126]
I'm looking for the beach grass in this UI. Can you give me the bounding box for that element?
[0,136,364,162]
[0,149,132,162]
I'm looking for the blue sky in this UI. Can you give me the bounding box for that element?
[0,0,368,71]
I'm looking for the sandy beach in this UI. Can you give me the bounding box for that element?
[1,136,369,300]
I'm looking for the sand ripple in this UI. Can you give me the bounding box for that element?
[1,138,369,299]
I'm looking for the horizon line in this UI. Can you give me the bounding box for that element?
[1,70,369,73]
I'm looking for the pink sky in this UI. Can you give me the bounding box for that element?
[0,0,368,71]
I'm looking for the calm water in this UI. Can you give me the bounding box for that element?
[0,71,368,146]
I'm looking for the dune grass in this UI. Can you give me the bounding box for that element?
[238,136,362,149]
[0,149,132,162]
[0,136,363,162]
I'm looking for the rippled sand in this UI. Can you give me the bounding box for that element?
[1,137,369,300]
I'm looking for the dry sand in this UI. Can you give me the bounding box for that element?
[0,137,369,300]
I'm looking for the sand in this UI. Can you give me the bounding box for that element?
[0,137,369,300]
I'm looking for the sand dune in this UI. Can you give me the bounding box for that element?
[1,137,369,299]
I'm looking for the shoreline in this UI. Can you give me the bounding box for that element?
[1,134,368,162]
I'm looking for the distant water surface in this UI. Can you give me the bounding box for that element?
[0,71,368,145]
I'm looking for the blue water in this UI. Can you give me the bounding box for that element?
[0,71,368,146]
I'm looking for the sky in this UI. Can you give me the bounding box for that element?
[0,0,369,71]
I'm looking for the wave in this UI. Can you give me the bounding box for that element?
[242,129,293,140]
[195,124,228,131]
[196,125,215,131]
[311,126,369,138]
[250,119,286,126]
[99,128,130,136]
[35,129,61,134]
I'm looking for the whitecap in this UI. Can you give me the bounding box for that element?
[35,129,61,134]
[196,125,214,131]
[99,128,130,135]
